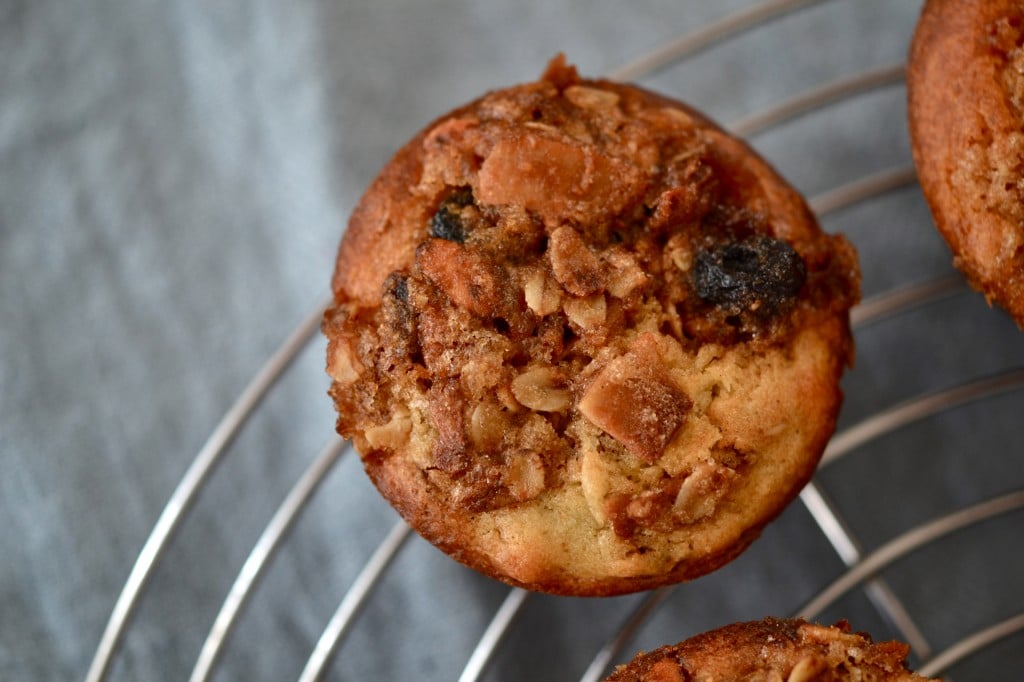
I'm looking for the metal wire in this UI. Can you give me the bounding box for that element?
[797,482,934,659]
[822,369,1024,467]
[796,491,1024,620]
[298,519,413,682]
[578,587,676,682]
[190,438,350,682]
[607,0,832,82]
[86,300,330,682]
[808,165,919,217]
[731,62,905,138]
[917,613,1024,678]
[457,589,531,682]
[849,275,963,329]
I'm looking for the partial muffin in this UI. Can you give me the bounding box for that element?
[324,57,860,596]
[604,618,936,681]
[908,0,1024,326]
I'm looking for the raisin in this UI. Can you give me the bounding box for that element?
[694,234,806,316]
[390,273,409,304]
[429,188,475,243]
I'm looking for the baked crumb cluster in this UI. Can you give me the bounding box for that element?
[605,619,936,682]
[324,59,858,592]
[958,13,1024,227]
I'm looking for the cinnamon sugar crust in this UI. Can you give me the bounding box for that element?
[324,57,860,595]
[605,619,936,681]
[909,0,1024,326]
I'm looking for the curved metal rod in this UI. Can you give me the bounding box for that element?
[799,482,932,657]
[731,62,905,138]
[86,299,330,682]
[608,0,831,82]
[457,588,531,682]
[801,369,1024,650]
[850,274,964,329]
[577,587,676,682]
[189,438,350,682]
[797,490,1024,620]
[917,612,1024,678]
[809,165,918,217]
[822,368,1024,467]
[298,519,414,682]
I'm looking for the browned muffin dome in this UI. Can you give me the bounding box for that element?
[909,0,1024,327]
[324,57,860,596]
[604,618,936,681]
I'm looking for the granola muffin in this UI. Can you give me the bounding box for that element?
[908,0,1024,327]
[324,57,860,596]
[604,618,936,681]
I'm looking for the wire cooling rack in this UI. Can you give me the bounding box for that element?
[85,1,1024,679]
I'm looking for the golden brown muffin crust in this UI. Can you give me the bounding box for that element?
[605,619,937,682]
[324,57,859,595]
[909,0,1024,326]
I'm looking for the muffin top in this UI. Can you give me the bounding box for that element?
[324,57,859,595]
[605,619,936,681]
[909,0,1024,326]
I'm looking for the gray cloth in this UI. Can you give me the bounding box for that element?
[3,0,1022,679]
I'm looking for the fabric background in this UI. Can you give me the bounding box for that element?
[2,1,1022,679]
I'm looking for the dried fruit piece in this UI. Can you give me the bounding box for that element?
[429,188,475,243]
[417,238,506,317]
[578,335,691,462]
[475,133,645,226]
[694,234,806,316]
